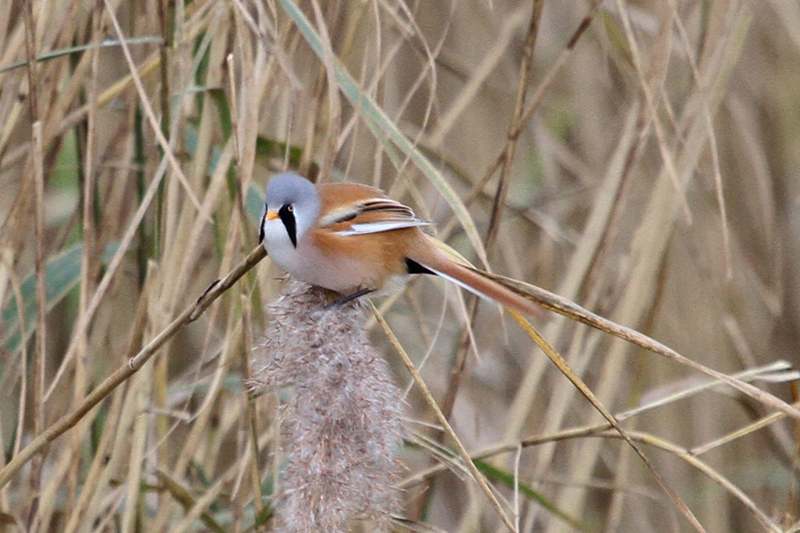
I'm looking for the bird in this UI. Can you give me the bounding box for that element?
[259,171,544,316]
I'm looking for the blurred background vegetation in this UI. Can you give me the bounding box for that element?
[1,0,800,531]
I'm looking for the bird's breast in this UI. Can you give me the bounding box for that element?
[262,226,376,294]
[263,220,421,295]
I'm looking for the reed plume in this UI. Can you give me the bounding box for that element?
[252,280,404,533]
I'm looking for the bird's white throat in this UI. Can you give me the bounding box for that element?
[261,218,301,274]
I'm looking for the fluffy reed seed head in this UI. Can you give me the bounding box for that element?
[251,280,404,533]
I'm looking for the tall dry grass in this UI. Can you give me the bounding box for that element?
[1,0,800,531]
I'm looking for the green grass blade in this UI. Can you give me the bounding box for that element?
[474,458,590,532]
[0,37,163,75]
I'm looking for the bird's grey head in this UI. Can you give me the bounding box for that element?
[261,172,321,247]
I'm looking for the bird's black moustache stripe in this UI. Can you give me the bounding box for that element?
[258,205,267,244]
[279,205,297,247]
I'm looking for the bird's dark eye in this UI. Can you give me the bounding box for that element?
[287,205,294,212]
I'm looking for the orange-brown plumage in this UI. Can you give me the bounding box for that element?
[260,173,544,318]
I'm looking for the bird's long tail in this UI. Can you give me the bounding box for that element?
[408,237,546,320]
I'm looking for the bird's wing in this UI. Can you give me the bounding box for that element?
[319,197,433,236]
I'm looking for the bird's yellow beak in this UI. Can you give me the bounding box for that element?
[265,210,279,221]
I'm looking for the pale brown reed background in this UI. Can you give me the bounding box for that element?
[1,0,799,531]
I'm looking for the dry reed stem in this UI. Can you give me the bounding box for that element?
[403,362,797,491]
[29,120,47,507]
[509,309,704,532]
[485,0,544,251]
[240,292,265,519]
[102,0,206,218]
[373,303,518,532]
[483,269,800,422]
